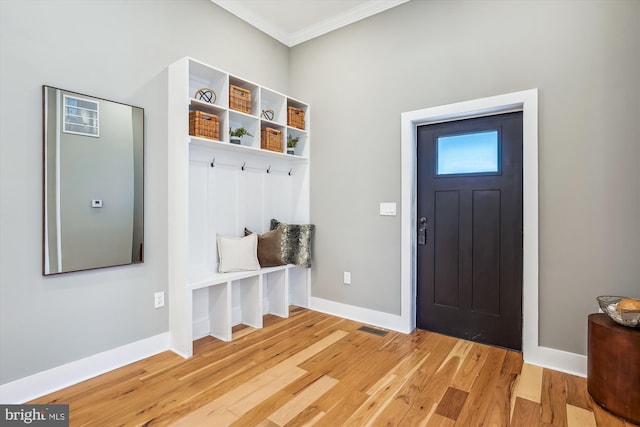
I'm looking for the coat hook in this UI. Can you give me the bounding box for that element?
[241,162,246,171]
[288,168,293,176]
[267,165,271,174]
[210,157,215,168]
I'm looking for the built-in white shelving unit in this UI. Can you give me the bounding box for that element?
[168,57,310,357]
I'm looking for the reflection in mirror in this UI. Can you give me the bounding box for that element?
[43,86,144,275]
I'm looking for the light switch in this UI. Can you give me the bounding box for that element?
[380,202,396,216]
[91,200,103,208]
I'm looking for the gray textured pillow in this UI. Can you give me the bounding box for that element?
[244,227,286,267]
[270,219,315,268]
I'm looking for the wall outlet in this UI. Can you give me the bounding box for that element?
[154,291,165,308]
[343,271,351,285]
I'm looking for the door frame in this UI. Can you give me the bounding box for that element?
[400,89,538,362]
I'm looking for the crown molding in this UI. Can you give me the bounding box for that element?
[211,0,291,46]
[211,0,411,47]
[288,0,410,46]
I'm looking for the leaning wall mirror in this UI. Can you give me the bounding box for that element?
[43,86,144,275]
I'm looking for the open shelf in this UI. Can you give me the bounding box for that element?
[189,136,309,162]
[260,87,287,125]
[188,264,295,290]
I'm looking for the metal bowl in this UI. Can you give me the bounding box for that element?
[597,296,640,328]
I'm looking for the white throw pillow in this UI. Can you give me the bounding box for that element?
[217,233,260,273]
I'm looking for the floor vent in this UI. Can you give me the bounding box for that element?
[358,326,389,336]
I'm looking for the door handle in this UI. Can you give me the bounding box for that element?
[418,217,427,245]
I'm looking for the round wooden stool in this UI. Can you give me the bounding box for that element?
[587,313,640,425]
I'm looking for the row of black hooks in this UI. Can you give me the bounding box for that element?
[209,157,293,176]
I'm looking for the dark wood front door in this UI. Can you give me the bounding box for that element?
[416,112,523,351]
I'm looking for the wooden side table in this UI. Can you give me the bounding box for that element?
[587,313,640,425]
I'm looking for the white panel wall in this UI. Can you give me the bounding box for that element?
[188,146,304,332]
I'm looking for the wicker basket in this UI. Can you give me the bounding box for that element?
[229,85,251,114]
[189,110,220,140]
[261,127,283,153]
[287,106,305,130]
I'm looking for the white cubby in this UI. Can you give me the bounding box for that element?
[229,75,259,117]
[168,57,311,357]
[189,62,227,108]
[228,111,259,148]
[260,88,287,125]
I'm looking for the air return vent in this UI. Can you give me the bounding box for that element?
[357,326,389,336]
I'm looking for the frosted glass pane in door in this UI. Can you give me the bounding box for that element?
[437,131,499,175]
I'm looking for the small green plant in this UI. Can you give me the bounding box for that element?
[229,127,253,138]
[287,134,299,149]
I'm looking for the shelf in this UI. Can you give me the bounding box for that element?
[287,126,308,136]
[261,118,282,128]
[188,265,295,290]
[189,136,309,162]
[190,98,226,115]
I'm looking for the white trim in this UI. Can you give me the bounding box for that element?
[532,346,588,378]
[400,89,539,360]
[288,0,411,47]
[211,0,410,47]
[310,297,411,333]
[0,333,169,404]
[211,0,291,46]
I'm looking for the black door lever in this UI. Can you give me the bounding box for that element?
[418,217,427,245]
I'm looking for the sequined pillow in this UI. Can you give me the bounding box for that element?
[270,219,315,268]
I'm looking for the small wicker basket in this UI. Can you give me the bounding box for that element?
[189,110,220,140]
[230,85,251,114]
[261,127,283,153]
[287,106,305,130]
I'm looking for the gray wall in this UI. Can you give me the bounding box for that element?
[0,0,289,385]
[290,0,640,355]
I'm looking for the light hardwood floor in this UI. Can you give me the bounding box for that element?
[31,307,638,426]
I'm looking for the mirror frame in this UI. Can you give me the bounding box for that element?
[42,86,144,275]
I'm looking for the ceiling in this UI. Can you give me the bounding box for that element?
[211,0,411,47]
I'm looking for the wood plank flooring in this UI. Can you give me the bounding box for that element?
[31,308,638,426]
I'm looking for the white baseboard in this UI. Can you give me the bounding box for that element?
[525,345,587,378]
[310,296,411,333]
[0,332,170,404]
[310,297,588,377]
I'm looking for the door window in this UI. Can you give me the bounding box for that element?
[436,130,499,175]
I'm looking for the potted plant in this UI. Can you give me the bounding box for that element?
[229,127,253,145]
[287,134,299,155]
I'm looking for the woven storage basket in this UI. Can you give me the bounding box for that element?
[229,85,251,114]
[261,127,283,153]
[287,106,305,130]
[189,110,220,140]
